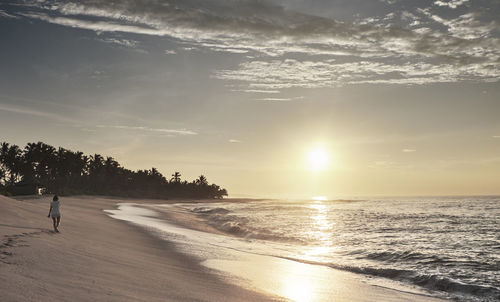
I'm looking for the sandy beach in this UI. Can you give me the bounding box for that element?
[0,195,447,302]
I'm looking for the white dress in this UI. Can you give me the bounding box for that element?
[50,200,61,218]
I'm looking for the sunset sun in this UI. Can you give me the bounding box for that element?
[307,147,330,171]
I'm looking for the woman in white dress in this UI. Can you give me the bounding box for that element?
[47,195,61,233]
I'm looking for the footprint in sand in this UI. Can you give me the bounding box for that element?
[0,230,53,264]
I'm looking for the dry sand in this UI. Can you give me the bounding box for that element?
[0,195,447,302]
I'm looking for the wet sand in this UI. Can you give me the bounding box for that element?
[0,195,446,301]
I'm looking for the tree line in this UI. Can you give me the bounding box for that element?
[0,141,227,199]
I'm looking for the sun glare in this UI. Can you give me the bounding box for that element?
[312,196,328,201]
[307,147,330,171]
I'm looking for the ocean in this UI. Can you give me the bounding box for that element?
[106,196,499,302]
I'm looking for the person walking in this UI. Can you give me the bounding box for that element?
[47,195,61,233]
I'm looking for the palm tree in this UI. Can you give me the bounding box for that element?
[170,171,181,183]
[0,140,229,199]
[39,142,56,185]
[22,142,38,182]
[1,143,23,186]
[0,142,9,185]
[195,175,208,186]
[88,154,105,177]
[22,142,56,185]
[0,169,4,187]
[149,167,166,183]
[104,157,119,175]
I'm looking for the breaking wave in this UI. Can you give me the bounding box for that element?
[182,197,500,301]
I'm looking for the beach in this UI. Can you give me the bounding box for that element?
[0,195,449,302]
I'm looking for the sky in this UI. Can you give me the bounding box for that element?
[0,0,499,198]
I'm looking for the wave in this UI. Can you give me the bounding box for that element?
[192,207,231,215]
[182,200,500,301]
[189,206,306,243]
[361,250,448,264]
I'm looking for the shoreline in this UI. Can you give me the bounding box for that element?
[0,195,281,302]
[1,195,447,302]
[109,201,449,302]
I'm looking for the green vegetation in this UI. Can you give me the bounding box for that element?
[0,141,227,199]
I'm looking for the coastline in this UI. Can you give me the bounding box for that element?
[1,195,447,302]
[0,195,280,302]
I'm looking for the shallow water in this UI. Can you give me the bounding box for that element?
[107,196,500,302]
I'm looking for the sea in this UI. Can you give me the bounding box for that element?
[106,196,499,302]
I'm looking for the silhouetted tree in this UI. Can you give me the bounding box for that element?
[0,143,23,186]
[196,175,208,186]
[22,142,56,186]
[0,143,9,186]
[171,171,181,183]
[0,141,228,199]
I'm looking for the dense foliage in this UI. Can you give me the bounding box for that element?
[0,141,227,199]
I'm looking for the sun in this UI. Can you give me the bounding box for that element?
[307,147,330,171]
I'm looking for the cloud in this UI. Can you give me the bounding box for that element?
[493,135,500,138]
[254,95,304,101]
[0,9,19,19]
[199,42,249,54]
[0,103,73,123]
[96,125,197,136]
[231,89,280,94]
[228,139,241,143]
[434,0,469,9]
[164,49,177,55]
[215,58,499,89]
[9,0,500,90]
[98,37,139,47]
[19,12,166,35]
[181,47,200,51]
[402,149,417,152]
[255,97,293,101]
[418,9,496,39]
[380,0,399,4]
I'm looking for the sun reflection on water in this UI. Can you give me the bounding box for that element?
[299,200,337,262]
[311,204,329,231]
[200,198,346,302]
[312,196,328,201]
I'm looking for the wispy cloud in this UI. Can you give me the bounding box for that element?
[418,9,496,39]
[0,93,157,126]
[493,135,500,138]
[96,125,197,136]
[255,96,304,101]
[8,0,500,90]
[255,97,293,101]
[228,139,241,143]
[402,149,417,152]
[215,59,498,89]
[0,103,73,123]
[434,0,469,9]
[98,37,139,48]
[231,89,280,94]
[0,9,18,19]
